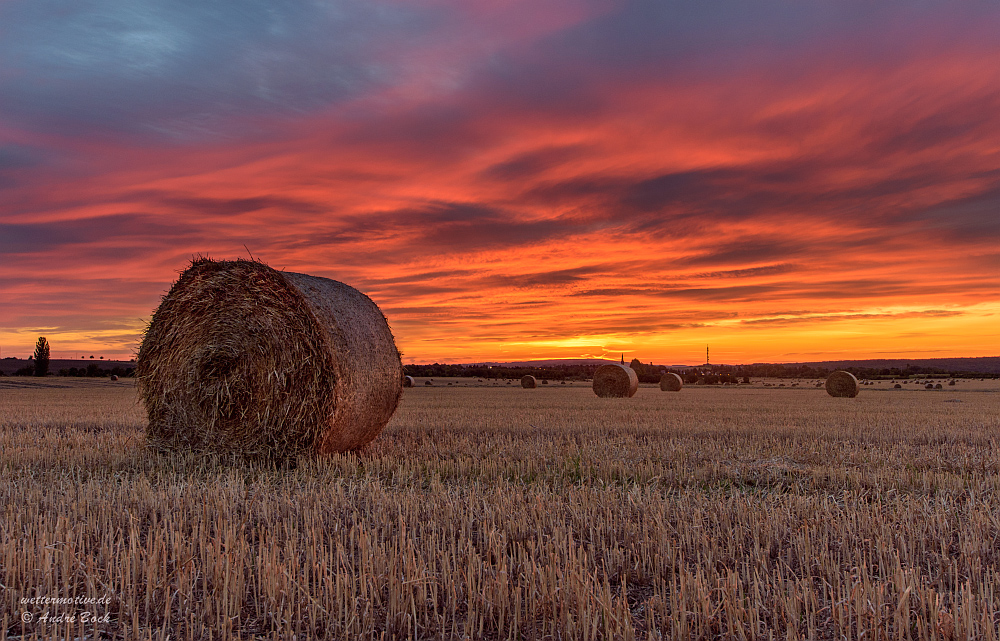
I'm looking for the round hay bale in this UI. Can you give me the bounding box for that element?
[934,383,943,389]
[424,380,433,386]
[521,375,536,389]
[136,258,402,459]
[110,374,119,381]
[825,371,859,398]
[403,375,414,388]
[659,372,683,392]
[925,383,934,389]
[894,383,902,389]
[593,363,638,398]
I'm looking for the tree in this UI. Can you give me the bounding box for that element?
[628,358,645,375]
[33,337,50,377]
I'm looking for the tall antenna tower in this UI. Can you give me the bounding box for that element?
[706,345,710,366]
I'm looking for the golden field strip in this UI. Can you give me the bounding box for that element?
[2,377,999,640]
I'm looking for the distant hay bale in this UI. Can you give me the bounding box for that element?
[925,383,934,389]
[948,380,956,386]
[894,383,902,389]
[934,383,943,389]
[425,380,433,386]
[110,374,119,381]
[521,375,536,389]
[593,363,638,398]
[659,372,683,392]
[136,258,402,459]
[825,371,859,398]
[403,375,414,388]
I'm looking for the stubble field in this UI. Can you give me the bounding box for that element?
[2,377,999,640]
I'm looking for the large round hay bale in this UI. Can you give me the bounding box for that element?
[659,372,683,391]
[593,363,638,398]
[521,375,536,389]
[825,371,859,398]
[136,258,402,459]
[110,374,119,381]
[403,375,414,388]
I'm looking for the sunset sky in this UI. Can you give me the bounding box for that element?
[2,1,999,364]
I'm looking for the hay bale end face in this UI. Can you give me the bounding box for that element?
[110,374,119,381]
[659,372,683,392]
[521,375,536,389]
[403,375,415,388]
[136,258,403,459]
[825,371,859,398]
[593,363,638,398]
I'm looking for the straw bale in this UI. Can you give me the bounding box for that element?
[521,375,536,389]
[825,370,859,398]
[659,372,683,392]
[136,258,402,459]
[403,375,414,388]
[593,363,638,398]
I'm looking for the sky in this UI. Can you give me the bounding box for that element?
[1,0,999,365]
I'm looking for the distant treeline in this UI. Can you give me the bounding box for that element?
[727,363,998,380]
[404,361,998,383]
[402,362,739,385]
[404,363,593,381]
[58,365,135,378]
[3,364,135,378]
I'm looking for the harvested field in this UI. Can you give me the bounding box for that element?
[2,377,1000,640]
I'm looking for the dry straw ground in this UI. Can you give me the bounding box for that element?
[2,377,1000,640]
